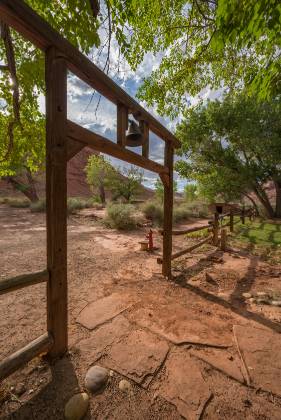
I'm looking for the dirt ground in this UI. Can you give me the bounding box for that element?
[1,205,281,419]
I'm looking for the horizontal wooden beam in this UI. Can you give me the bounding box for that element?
[0,0,180,148]
[157,235,212,264]
[67,120,169,175]
[0,333,53,380]
[159,223,213,236]
[0,270,48,295]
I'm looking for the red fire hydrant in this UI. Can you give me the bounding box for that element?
[146,229,154,251]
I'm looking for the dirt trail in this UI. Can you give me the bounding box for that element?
[1,205,281,419]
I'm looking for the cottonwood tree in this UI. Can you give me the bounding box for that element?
[111,166,143,202]
[176,94,281,218]
[85,155,118,204]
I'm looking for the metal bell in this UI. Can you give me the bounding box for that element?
[125,119,144,147]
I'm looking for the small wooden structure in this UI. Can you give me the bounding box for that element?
[0,0,179,380]
[208,202,239,215]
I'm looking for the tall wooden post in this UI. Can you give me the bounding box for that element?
[220,228,227,251]
[162,142,173,279]
[45,47,68,357]
[241,205,245,225]
[230,209,234,232]
[213,212,219,246]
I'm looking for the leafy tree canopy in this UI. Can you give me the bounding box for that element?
[85,154,118,204]
[112,0,281,117]
[175,93,281,218]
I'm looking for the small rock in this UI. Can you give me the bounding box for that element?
[242,293,252,299]
[119,379,132,393]
[64,393,89,420]
[249,298,256,304]
[28,389,34,395]
[271,300,281,307]
[256,292,267,297]
[84,365,109,393]
[14,383,26,396]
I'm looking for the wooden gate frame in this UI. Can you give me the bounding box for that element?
[0,0,179,380]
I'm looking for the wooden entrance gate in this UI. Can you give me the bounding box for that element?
[0,0,179,380]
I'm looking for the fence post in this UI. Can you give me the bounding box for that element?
[220,228,227,251]
[241,205,245,224]
[230,209,234,232]
[212,212,219,246]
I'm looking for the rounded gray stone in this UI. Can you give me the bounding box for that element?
[84,365,109,393]
[64,393,89,420]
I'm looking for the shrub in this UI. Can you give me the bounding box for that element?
[7,198,30,208]
[173,206,190,223]
[142,201,163,226]
[67,198,87,214]
[105,203,137,230]
[30,198,46,212]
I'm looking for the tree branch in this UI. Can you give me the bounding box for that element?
[89,0,100,18]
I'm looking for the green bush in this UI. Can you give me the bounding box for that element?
[105,203,137,230]
[7,198,30,208]
[173,206,190,223]
[67,198,87,214]
[142,201,163,226]
[30,199,46,212]
[180,201,209,218]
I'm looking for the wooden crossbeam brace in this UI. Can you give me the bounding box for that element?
[67,120,169,175]
[67,137,84,161]
[0,270,48,295]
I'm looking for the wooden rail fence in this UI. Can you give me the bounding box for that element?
[157,208,248,264]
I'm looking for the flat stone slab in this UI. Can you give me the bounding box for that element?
[77,315,133,363]
[107,329,169,386]
[233,324,281,396]
[129,302,231,347]
[190,348,245,384]
[77,316,169,386]
[152,348,211,419]
[77,293,138,330]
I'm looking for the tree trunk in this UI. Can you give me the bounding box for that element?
[99,184,106,205]
[244,193,260,216]
[6,174,39,202]
[253,185,275,219]
[273,180,281,218]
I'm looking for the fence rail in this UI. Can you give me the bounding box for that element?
[0,270,48,295]
[158,208,252,264]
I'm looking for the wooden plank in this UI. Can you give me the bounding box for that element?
[220,229,227,251]
[159,223,213,236]
[230,210,234,232]
[67,120,169,175]
[140,120,149,158]
[117,103,128,146]
[0,0,180,148]
[157,235,212,263]
[0,270,48,295]
[67,137,84,161]
[212,213,219,246]
[46,47,68,358]
[162,142,173,278]
[0,333,53,380]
